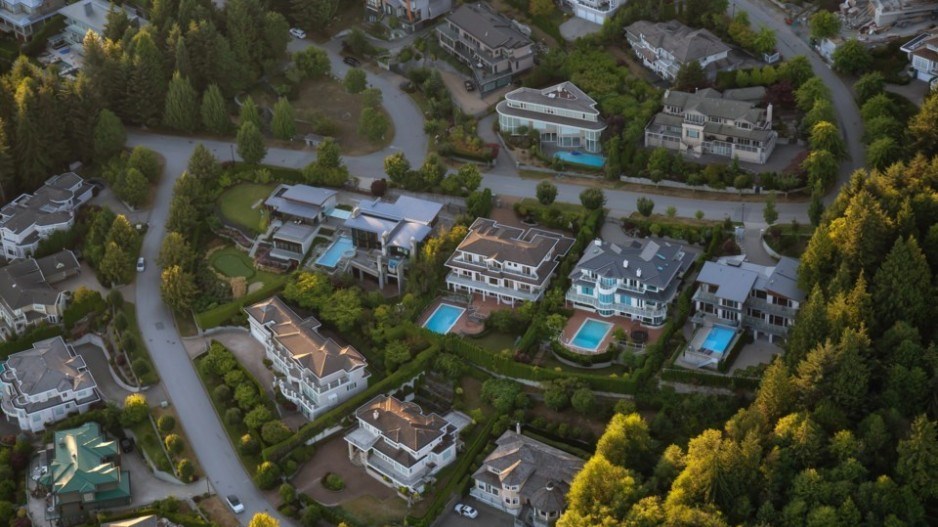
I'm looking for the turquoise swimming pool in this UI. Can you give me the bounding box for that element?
[554,150,605,168]
[570,318,613,351]
[316,236,354,268]
[701,326,736,355]
[423,304,465,334]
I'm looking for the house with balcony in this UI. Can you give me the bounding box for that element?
[0,250,81,339]
[264,184,338,263]
[0,336,99,432]
[901,31,938,84]
[59,0,145,49]
[345,395,467,494]
[471,429,584,527]
[365,0,453,32]
[625,20,731,81]
[445,218,574,306]
[436,2,535,94]
[244,296,369,421]
[567,0,623,24]
[38,422,131,526]
[692,255,804,342]
[0,0,64,41]
[566,238,695,327]
[644,87,778,165]
[342,195,443,290]
[0,172,94,261]
[497,81,606,154]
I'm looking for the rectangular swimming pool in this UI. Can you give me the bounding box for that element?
[570,318,614,352]
[701,326,736,355]
[554,151,605,168]
[423,304,465,335]
[315,236,354,268]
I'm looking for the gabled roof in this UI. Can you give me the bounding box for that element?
[698,256,804,303]
[697,260,758,303]
[664,88,767,124]
[5,336,96,396]
[626,19,730,63]
[40,422,127,497]
[473,431,584,508]
[454,218,573,267]
[0,251,77,311]
[445,2,532,51]
[244,297,367,379]
[504,82,600,115]
[356,395,448,453]
[570,237,693,291]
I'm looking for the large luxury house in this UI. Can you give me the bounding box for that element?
[0,172,94,260]
[436,2,535,94]
[566,238,695,327]
[645,87,778,165]
[0,250,81,339]
[59,0,145,51]
[625,20,731,81]
[472,429,584,527]
[39,422,131,526]
[567,0,624,24]
[497,81,606,154]
[0,0,63,41]
[445,218,574,306]
[345,395,468,494]
[245,297,369,421]
[692,256,804,342]
[343,195,443,290]
[264,184,338,263]
[901,31,938,86]
[0,336,99,432]
[365,0,452,31]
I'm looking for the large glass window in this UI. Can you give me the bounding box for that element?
[599,293,613,304]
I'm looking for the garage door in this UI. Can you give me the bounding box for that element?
[575,7,600,23]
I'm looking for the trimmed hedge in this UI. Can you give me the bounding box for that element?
[262,345,440,462]
[550,341,615,367]
[660,368,760,390]
[195,277,287,329]
[405,418,496,527]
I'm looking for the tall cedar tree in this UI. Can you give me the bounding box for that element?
[201,84,230,135]
[163,71,199,132]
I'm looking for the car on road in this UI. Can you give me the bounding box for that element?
[136,257,145,272]
[464,80,475,92]
[119,437,135,453]
[454,504,478,519]
[289,28,306,39]
[226,495,244,514]
[343,56,361,67]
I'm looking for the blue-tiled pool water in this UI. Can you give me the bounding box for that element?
[701,325,736,355]
[315,236,354,268]
[570,318,614,351]
[554,150,605,168]
[423,304,465,334]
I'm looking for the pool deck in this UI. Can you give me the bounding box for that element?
[418,294,512,336]
[560,310,663,354]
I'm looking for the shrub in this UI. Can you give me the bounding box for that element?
[240,434,261,455]
[157,415,176,433]
[261,421,293,445]
[224,369,246,388]
[164,434,184,455]
[120,394,148,427]
[279,483,296,505]
[244,405,274,430]
[321,472,345,491]
[225,408,243,426]
[254,461,282,490]
[213,384,232,403]
[131,358,150,376]
[177,458,194,482]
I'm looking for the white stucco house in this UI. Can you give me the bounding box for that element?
[244,296,369,421]
[0,336,100,432]
[497,81,606,154]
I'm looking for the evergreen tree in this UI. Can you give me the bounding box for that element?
[163,71,199,132]
[161,265,197,311]
[99,241,132,285]
[104,5,131,42]
[93,109,126,163]
[236,121,266,164]
[115,167,149,207]
[126,31,166,126]
[201,84,230,135]
[872,236,933,335]
[174,36,192,81]
[357,106,388,142]
[292,0,338,32]
[0,120,15,201]
[897,415,938,501]
[271,97,295,140]
[239,95,261,129]
[13,79,52,190]
[64,74,104,165]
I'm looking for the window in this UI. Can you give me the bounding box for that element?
[686,129,699,138]
[581,286,594,296]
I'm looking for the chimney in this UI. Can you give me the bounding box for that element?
[84,1,94,16]
[636,268,642,278]
[766,103,773,126]
[515,422,521,435]
[623,259,628,269]
[373,410,379,421]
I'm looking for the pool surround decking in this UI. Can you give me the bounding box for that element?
[560,310,663,354]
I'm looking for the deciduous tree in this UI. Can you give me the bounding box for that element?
[161,265,197,312]
[271,97,295,140]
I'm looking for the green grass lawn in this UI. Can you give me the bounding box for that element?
[217,183,276,234]
[469,331,518,353]
[210,247,256,278]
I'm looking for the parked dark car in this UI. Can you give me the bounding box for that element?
[343,56,361,67]
[120,437,135,453]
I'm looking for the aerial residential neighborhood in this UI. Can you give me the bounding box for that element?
[0,0,936,526]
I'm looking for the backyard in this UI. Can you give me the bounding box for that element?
[250,78,394,155]
[217,183,276,234]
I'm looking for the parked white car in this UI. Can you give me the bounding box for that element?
[136,257,145,272]
[289,27,307,39]
[226,495,244,514]
[454,504,478,519]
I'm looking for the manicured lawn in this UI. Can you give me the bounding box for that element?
[217,183,276,234]
[470,331,518,354]
[210,247,256,278]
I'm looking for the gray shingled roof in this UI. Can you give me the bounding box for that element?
[5,336,97,396]
[664,89,767,124]
[570,237,694,292]
[697,261,759,303]
[445,2,532,50]
[504,82,600,116]
[0,254,70,311]
[473,431,583,507]
[453,218,573,267]
[244,297,367,379]
[698,257,804,303]
[626,19,730,63]
[356,395,448,453]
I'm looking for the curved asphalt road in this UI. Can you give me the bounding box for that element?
[128,11,864,522]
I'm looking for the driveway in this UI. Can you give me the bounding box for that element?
[293,434,397,507]
[55,261,107,296]
[559,18,602,42]
[72,341,132,403]
[434,499,514,527]
[440,70,509,117]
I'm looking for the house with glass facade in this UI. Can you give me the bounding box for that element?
[497,81,606,154]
